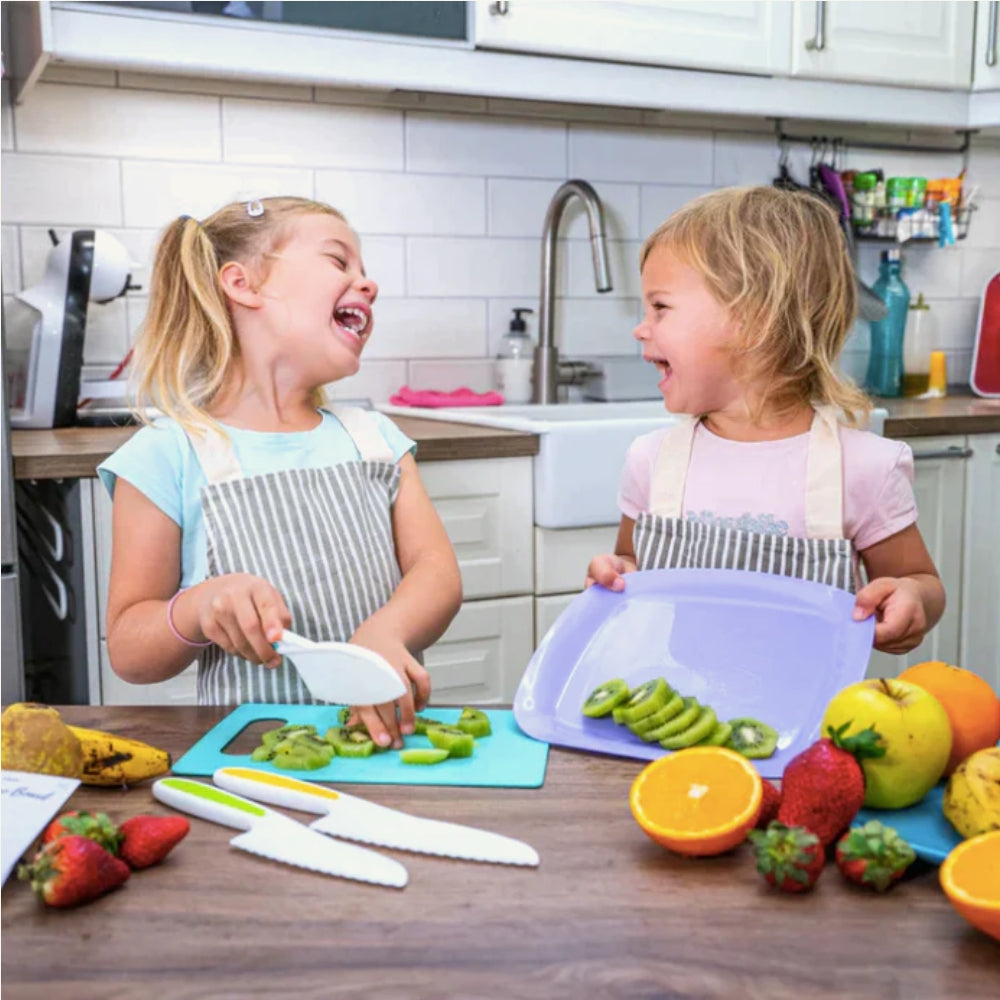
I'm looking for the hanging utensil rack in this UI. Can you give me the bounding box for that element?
[773,121,977,244]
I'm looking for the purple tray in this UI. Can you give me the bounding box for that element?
[514,568,874,778]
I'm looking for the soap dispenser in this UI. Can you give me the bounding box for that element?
[495,307,535,404]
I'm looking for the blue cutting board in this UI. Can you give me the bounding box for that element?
[855,783,959,865]
[172,704,549,788]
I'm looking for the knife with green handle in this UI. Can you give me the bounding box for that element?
[213,767,540,867]
[152,777,408,888]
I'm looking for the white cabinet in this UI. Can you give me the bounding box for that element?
[534,525,618,596]
[425,595,534,704]
[791,1,975,89]
[421,457,532,600]
[474,0,793,76]
[960,433,1000,692]
[973,0,1000,91]
[867,436,970,678]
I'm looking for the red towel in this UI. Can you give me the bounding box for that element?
[389,386,505,408]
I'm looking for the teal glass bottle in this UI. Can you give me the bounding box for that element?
[865,248,911,397]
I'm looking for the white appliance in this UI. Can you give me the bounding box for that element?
[10,229,134,428]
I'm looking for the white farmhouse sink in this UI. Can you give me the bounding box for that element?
[379,402,888,529]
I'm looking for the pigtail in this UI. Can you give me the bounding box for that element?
[131,215,235,435]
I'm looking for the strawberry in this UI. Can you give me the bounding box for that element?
[775,722,885,846]
[747,822,825,893]
[119,814,190,869]
[18,835,130,908]
[42,810,122,855]
[835,820,916,892]
[755,780,782,830]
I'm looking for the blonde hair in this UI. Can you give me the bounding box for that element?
[640,186,870,425]
[132,196,347,433]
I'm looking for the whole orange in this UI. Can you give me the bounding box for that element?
[898,661,1000,775]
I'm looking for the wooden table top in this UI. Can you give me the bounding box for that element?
[2,707,996,1000]
[11,415,539,480]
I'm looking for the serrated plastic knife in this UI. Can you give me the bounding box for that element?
[213,767,540,868]
[152,777,408,888]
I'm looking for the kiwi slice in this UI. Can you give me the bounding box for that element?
[426,724,475,758]
[726,717,779,759]
[659,706,718,751]
[325,727,376,759]
[400,748,450,765]
[611,704,630,725]
[271,738,333,770]
[644,697,700,742]
[261,724,316,748]
[617,678,671,725]
[456,707,492,738]
[701,722,733,747]
[413,715,437,735]
[627,692,685,738]
[581,678,631,718]
[250,744,274,762]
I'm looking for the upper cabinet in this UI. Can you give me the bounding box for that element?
[791,1,975,89]
[473,1,793,77]
[973,0,1000,90]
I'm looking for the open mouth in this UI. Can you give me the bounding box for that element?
[333,304,370,341]
[644,353,671,379]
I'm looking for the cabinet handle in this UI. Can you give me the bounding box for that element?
[989,1,999,68]
[805,1,827,51]
[912,446,973,461]
[489,1,510,15]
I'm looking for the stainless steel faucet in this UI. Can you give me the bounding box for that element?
[534,180,613,404]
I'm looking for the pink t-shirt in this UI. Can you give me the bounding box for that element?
[618,422,916,552]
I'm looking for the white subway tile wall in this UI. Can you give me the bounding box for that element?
[3,77,998,398]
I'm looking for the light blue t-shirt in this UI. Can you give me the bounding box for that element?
[97,409,416,588]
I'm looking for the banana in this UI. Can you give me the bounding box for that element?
[942,746,1000,839]
[67,725,172,787]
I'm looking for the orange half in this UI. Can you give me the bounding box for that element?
[940,830,1000,942]
[629,746,763,857]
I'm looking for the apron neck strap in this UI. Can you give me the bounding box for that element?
[648,407,845,538]
[186,427,244,485]
[329,405,394,462]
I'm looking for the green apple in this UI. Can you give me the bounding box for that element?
[821,678,952,809]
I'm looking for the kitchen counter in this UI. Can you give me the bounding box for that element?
[2,706,996,1000]
[10,416,539,480]
[10,395,1000,480]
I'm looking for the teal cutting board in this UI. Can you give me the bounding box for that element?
[172,704,549,788]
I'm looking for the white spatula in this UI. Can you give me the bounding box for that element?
[273,629,407,705]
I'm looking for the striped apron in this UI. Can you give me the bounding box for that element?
[634,406,856,593]
[185,406,403,705]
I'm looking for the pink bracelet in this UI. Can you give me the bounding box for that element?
[167,589,213,648]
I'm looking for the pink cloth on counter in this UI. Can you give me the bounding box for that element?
[618,421,917,553]
[389,386,505,408]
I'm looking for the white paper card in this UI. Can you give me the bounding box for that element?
[1,770,81,885]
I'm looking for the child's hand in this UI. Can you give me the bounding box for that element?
[346,624,431,750]
[188,573,291,667]
[852,576,929,654]
[585,553,638,592]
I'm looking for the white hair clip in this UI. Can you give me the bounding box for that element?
[246,199,264,218]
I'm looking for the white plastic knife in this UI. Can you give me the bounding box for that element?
[273,629,407,706]
[213,767,540,868]
[152,777,408,888]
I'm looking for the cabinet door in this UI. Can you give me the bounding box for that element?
[867,436,968,678]
[474,1,793,76]
[535,593,577,647]
[792,1,975,88]
[424,595,534,704]
[534,525,618,596]
[422,457,532,600]
[973,0,1000,90]
[960,433,1000,691]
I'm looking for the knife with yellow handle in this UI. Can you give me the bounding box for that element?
[153,777,408,888]
[213,767,540,868]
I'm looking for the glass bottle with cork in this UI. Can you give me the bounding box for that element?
[865,247,910,398]
[902,292,934,397]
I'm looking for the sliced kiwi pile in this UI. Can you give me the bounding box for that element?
[580,677,777,758]
[248,707,493,770]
